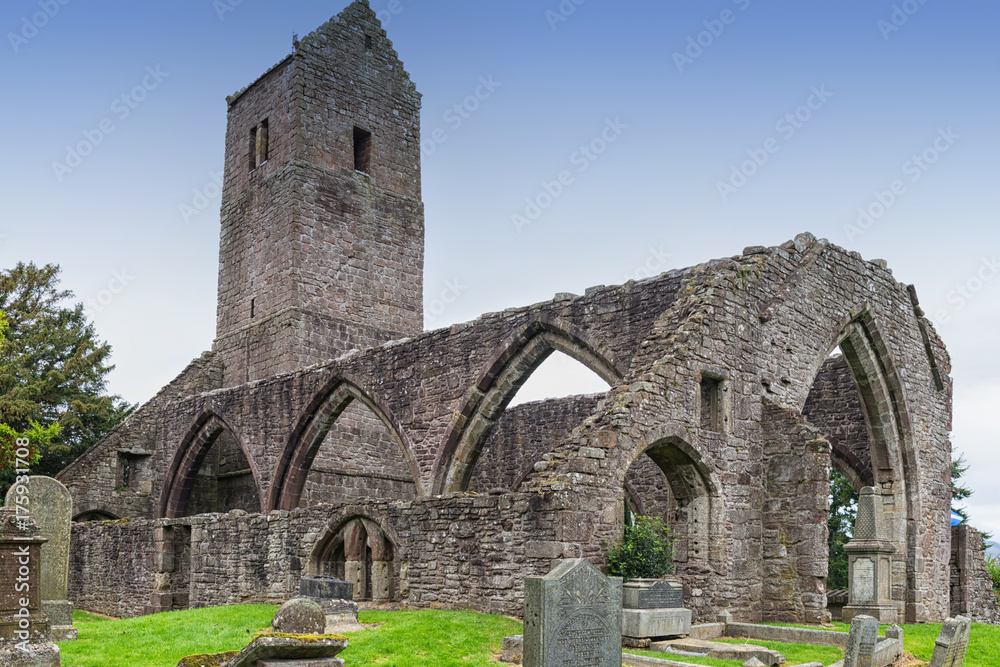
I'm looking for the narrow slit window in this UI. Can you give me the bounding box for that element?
[257,119,269,165]
[365,34,373,50]
[699,376,723,432]
[250,297,256,319]
[249,126,258,172]
[354,126,372,174]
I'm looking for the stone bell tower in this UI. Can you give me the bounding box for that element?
[213,1,424,386]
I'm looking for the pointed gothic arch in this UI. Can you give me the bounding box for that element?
[158,410,263,519]
[267,378,419,511]
[433,318,622,495]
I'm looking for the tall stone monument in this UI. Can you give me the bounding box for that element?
[843,614,879,667]
[929,616,972,667]
[5,477,77,641]
[523,559,622,667]
[842,487,897,624]
[0,507,60,666]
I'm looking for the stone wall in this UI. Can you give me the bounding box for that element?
[803,354,873,487]
[949,524,1000,624]
[468,394,603,494]
[69,519,157,618]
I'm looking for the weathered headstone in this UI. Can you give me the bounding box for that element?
[929,616,972,667]
[843,614,879,667]
[0,508,60,666]
[5,477,76,641]
[843,487,897,624]
[524,559,622,667]
[272,598,326,635]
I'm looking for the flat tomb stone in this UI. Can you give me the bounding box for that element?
[623,579,684,610]
[622,608,691,639]
[652,638,782,666]
[257,660,345,666]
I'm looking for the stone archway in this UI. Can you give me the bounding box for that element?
[309,516,395,601]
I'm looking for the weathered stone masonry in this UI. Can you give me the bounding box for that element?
[60,0,976,625]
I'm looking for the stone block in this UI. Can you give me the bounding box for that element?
[273,598,326,635]
[501,634,523,663]
[622,608,691,639]
[622,579,684,610]
[299,577,353,602]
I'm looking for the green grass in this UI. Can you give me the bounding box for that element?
[763,620,1000,667]
[626,637,843,667]
[342,609,522,666]
[59,606,278,667]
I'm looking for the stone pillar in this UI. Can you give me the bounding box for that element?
[146,526,175,615]
[843,487,897,624]
[0,507,60,666]
[342,521,367,601]
[368,527,392,602]
[5,477,77,641]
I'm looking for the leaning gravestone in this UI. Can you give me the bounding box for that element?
[524,559,622,667]
[4,477,77,641]
[843,614,879,667]
[929,616,972,667]
[0,507,60,666]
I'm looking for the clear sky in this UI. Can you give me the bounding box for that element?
[1,1,998,535]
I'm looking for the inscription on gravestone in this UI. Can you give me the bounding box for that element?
[524,559,622,667]
[637,581,683,610]
[929,616,972,667]
[853,557,875,602]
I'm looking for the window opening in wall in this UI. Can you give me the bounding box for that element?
[249,126,257,172]
[118,453,131,490]
[250,298,255,319]
[365,34,373,50]
[354,126,372,174]
[249,119,269,172]
[699,376,723,432]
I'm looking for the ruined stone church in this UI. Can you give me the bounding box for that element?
[61,1,968,624]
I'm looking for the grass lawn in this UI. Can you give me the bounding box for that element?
[59,605,278,667]
[341,609,522,666]
[54,605,1000,667]
[764,620,1000,667]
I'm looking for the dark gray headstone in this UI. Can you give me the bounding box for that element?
[299,576,353,601]
[524,559,622,667]
[844,614,879,667]
[929,616,972,667]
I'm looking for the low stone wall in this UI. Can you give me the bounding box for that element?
[69,519,158,618]
[949,524,1000,624]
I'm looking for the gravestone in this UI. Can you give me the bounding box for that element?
[5,477,76,641]
[842,487,897,624]
[843,614,879,667]
[929,616,972,667]
[621,579,691,639]
[524,559,622,667]
[0,508,60,666]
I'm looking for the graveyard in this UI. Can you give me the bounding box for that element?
[2,1,999,666]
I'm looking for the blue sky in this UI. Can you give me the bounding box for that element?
[1,1,998,534]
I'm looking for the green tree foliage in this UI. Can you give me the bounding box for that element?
[607,515,676,581]
[0,263,133,494]
[951,452,973,523]
[827,468,858,590]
